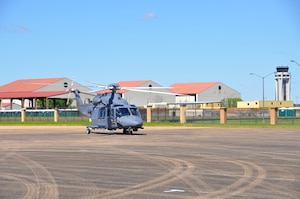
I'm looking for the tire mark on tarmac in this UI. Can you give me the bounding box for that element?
[152,155,216,197]
[119,151,267,199]
[260,164,298,198]
[200,157,266,199]
[10,153,59,199]
[92,149,191,198]
[0,172,35,198]
[53,171,101,198]
[87,148,267,199]
[93,149,215,199]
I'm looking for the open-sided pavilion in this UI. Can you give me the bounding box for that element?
[0,77,91,109]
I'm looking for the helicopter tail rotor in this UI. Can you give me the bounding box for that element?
[64,77,75,107]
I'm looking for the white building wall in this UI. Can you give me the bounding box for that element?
[122,80,175,107]
[275,71,291,101]
[197,82,241,102]
[38,78,94,105]
[176,95,195,103]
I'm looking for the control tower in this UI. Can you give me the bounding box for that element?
[275,66,291,101]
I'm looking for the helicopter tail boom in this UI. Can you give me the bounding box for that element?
[73,89,92,117]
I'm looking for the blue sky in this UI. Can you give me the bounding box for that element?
[1,0,300,102]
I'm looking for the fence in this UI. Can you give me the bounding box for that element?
[0,109,88,122]
[1,108,300,125]
[142,107,300,125]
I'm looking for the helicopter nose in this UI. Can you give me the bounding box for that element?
[129,116,143,126]
[119,116,143,127]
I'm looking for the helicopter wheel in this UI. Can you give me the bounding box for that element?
[123,128,133,135]
[86,128,91,134]
[128,128,133,135]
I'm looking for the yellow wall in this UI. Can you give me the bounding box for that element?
[237,100,294,108]
[197,102,221,108]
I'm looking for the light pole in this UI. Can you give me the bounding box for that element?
[291,60,300,67]
[291,60,300,105]
[249,72,274,122]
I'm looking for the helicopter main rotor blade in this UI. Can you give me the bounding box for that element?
[85,81,177,95]
[125,88,180,95]
[87,89,102,93]
[120,86,172,90]
[85,80,108,88]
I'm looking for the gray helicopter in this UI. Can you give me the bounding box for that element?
[67,83,144,134]
[65,81,175,134]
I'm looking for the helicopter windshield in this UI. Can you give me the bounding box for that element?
[130,107,138,116]
[116,108,130,117]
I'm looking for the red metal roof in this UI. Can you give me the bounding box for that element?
[169,82,218,94]
[97,80,150,94]
[118,80,149,87]
[0,78,64,92]
[0,78,66,99]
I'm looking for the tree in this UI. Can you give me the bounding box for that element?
[221,98,242,108]
[37,98,73,108]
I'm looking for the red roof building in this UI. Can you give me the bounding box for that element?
[97,80,175,107]
[169,82,241,103]
[0,78,241,109]
[0,78,91,109]
[169,82,218,94]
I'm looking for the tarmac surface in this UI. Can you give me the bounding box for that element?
[0,126,299,199]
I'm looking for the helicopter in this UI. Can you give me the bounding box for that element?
[64,81,174,134]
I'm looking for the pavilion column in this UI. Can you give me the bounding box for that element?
[21,98,25,109]
[10,99,14,110]
[34,98,37,109]
[30,98,34,109]
[28,99,32,108]
[0,99,2,109]
[46,97,49,109]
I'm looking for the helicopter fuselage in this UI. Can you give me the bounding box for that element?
[73,89,143,134]
[90,103,143,130]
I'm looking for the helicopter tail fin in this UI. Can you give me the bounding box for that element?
[72,89,84,109]
[72,89,92,118]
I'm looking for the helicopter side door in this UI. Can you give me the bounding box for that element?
[90,106,106,128]
[108,108,118,129]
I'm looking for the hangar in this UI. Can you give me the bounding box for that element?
[0,78,241,109]
[100,80,176,107]
[97,81,241,108]
[0,78,93,109]
[169,82,241,103]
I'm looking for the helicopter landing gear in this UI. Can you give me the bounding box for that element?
[123,128,133,135]
[86,127,92,134]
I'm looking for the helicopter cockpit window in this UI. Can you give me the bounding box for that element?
[130,108,138,116]
[116,108,130,117]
